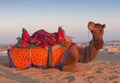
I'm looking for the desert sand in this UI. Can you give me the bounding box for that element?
[0,52,120,83]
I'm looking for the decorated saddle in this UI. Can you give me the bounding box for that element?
[16,27,66,47]
[8,27,75,69]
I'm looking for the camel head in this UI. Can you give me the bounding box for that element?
[88,21,105,40]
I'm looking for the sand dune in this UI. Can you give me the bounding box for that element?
[0,52,120,83]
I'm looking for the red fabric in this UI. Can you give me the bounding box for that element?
[20,28,31,46]
[57,27,66,43]
[30,28,66,46]
[18,27,66,47]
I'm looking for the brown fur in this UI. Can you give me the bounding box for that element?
[61,21,105,73]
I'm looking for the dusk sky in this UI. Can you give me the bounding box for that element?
[0,0,120,44]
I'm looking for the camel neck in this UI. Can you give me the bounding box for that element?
[91,39,104,50]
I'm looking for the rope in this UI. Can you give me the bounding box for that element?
[87,29,95,72]
[87,29,90,62]
[87,29,94,63]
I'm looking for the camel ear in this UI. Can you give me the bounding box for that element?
[103,24,106,29]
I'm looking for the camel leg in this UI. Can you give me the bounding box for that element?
[61,65,92,74]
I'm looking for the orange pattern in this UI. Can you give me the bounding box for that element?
[9,41,72,69]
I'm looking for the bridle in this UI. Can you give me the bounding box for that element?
[87,29,94,63]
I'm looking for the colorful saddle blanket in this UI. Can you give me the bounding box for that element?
[8,41,75,69]
[16,27,66,47]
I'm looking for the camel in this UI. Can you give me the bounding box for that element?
[61,21,105,72]
[8,21,105,73]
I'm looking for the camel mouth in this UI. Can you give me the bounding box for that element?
[88,21,95,30]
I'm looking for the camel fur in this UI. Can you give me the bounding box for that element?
[61,21,105,72]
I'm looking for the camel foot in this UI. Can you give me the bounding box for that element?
[77,68,93,74]
[61,65,93,74]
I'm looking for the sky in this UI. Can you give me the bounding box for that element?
[0,0,120,44]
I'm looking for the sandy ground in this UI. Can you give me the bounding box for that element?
[0,52,120,83]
